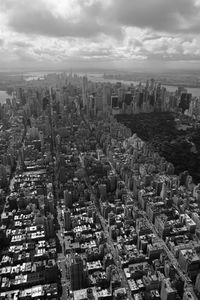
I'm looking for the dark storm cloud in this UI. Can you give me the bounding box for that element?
[3,0,121,38]
[1,0,200,68]
[110,0,199,33]
[9,11,117,38]
[3,0,200,39]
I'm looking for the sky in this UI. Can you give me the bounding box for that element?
[1,0,200,71]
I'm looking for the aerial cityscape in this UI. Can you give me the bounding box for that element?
[1,1,200,300]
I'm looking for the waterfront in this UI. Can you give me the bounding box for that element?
[24,71,200,98]
[89,74,200,97]
[0,90,10,104]
[164,84,200,97]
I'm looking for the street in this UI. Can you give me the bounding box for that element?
[56,204,71,300]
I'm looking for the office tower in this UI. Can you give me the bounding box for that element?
[108,174,117,192]
[195,273,200,294]
[18,87,26,105]
[82,76,88,109]
[150,78,155,90]
[179,93,192,113]
[0,165,7,187]
[70,254,84,290]
[46,191,55,214]
[39,131,44,150]
[64,190,72,208]
[160,278,177,300]
[136,91,142,110]
[45,262,58,284]
[35,213,45,226]
[193,184,200,202]
[49,198,55,215]
[44,214,55,239]
[88,94,96,117]
[160,182,167,200]
[178,249,200,278]
[99,184,107,198]
[111,95,119,108]
[123,92,133,114]
[64,209,71,231]
[103,85,111,114]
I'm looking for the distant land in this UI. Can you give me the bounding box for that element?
[1,69,200,94]
[0,68,200,84]
[103,71,200,88]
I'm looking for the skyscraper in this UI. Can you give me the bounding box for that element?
[103,84,111,115]
[44,214,55,239]
[70,254,84,290]
[82,76,88,109]
[64,190,72,208]
[64,209,71,231]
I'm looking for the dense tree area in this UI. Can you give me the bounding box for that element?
[116,113,200,183]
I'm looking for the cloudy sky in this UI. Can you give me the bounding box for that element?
[1,0,200,71]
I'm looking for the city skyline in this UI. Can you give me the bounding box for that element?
[1,0,200,71]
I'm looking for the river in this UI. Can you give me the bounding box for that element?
[88,74,200,97]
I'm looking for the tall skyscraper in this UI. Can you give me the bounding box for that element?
[160,278,177,300]
[44,214,55,239]
[70,254,84,290]
[64,190,72,208]
[82,76,88,109]
[89,94,96,117]
[64,209,71,231]
[103,85,112,114]
[111,95,120,115]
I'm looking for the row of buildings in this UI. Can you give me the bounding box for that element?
[82,76,200,119]
[0,93,61,299]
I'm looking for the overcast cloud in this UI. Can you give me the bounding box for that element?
[1,0,200,70]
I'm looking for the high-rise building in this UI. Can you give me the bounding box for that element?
[178,249,200,278]
[88,94,96,117]
[195,273,200,294]
[111,95,119,108]
[49,198,55,215]
[64,190,72,208]
[179,93,192,113]
[39,131,44,150]
[103,85,111,114]
[64,209,71,231]
[82,76,88,109]
[35,213,45,226]
[70,254,84,290]
[160,278,177,300]
[44,214,55,239]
